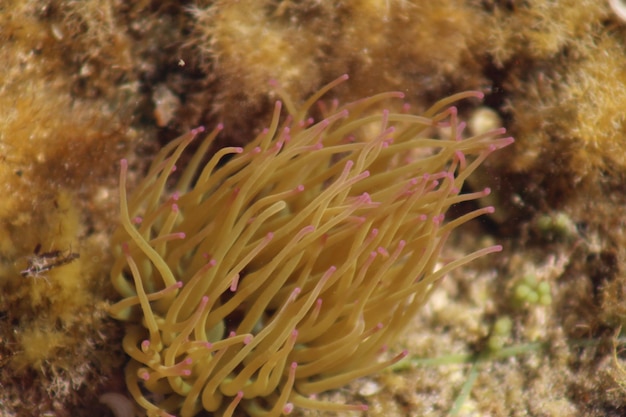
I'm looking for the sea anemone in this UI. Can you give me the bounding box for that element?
[109,75,513,417]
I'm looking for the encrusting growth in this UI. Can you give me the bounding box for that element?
[109,75,513,417]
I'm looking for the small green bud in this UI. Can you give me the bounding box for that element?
[537,281,551,296]
[493,316,513,336]
[514,284,532,301]
[539,293,553,306]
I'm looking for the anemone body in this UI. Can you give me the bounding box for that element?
[109,76,513,417]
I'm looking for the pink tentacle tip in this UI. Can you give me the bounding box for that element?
[139,370,150,381]
[180,358,193,368]
[283,403,295,414]
[191,126,205,135]
[141,340,151,351]
[492,244,503,252]
[243,335,253,345]
[300,225,315,234]
[456,121,467,135]
[216,123,224,131]
[132,216,143,224]
[171,203,179,213]
[318,119,331,129]
[490,127,507,136]
[175,232,186,239]
[501,136,515,147]
[174,281,183,289]
[353,216,366,224]
[230,274,240,292]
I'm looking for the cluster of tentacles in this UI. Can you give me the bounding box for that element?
[109,75,513,417]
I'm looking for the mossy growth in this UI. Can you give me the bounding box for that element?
[188,0,490,141]
[484,0,609,65]
[0,187,124,416]
[503,30,626,187]
[0,1,140,415]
